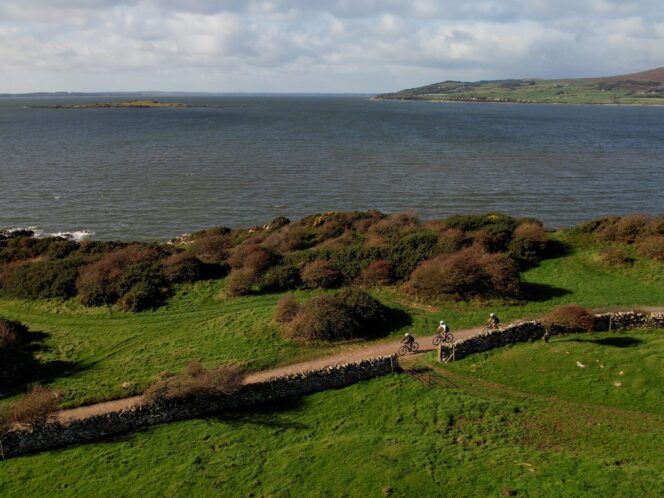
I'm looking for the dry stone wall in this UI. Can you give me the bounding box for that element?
[1,355,397,459]
[440,311,664,362]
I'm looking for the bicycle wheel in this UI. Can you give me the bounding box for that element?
[432,335,442,346]
[398,345,409,356]
[411,341,420,353]
[445,333,454,343]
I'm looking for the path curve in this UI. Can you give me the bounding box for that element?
[56,306,664,423]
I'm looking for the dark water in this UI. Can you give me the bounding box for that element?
[1,95,663,240]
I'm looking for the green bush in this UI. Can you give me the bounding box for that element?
[1,258,81,300]
[162,252,204,283]
[384,229,439,280]
[259,265,301,292]
[444,213,517,233]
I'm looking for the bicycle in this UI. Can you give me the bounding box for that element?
[397,341,420,356]
[432,331,454,345]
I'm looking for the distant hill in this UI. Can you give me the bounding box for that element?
[376,67,664,105]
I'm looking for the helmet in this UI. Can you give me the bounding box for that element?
[490,313,495,317]
[439,320,445,325]
[404,333,410,337]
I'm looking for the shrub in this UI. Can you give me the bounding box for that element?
[358,259,392,286]
[508,222,548,267]
[117,281,167,312]
[406,245,521,300]
[335,289,388,338]
[598,214,648,243]
[598,246,632,266]
[471,226,513,253]
[274,295,300,323]
[574,216,620,234]
[9,385,60,427]
[2,258,81,300]
[162,252,203,283]
[328,246,382,281]
[369,212,419,236]
[542,305,595,332]
[281,290,389,341]
[188,230,232,263]
[384,229,439,280]
[225,269,258,296]
[635,235,664,261]
[445,213,517,233]
[284,295,358,341]
[645,216,664,236]
[144,362,244,403]
[301,260,342,289]
[0,318,28,350]
[259,265,301,292]
[262,225,315,252]
[437,228,467,254]
[76,245,165,307]
[227,244,275,273]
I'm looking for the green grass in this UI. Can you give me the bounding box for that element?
[2,329,662,497]
[0,233,662,408]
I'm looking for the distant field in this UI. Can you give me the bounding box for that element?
[2,328,662,497]
[0,231,662,409]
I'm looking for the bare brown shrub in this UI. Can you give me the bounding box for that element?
[162,252,203,283]
[644,216,664,236]
[144,362,244,403]
[542,305,595,332]
[274,295,300,323]
[357,259,392,286]
[10,385,61,427]
[301,260,342,289]
[262,224,313,252]
[598,214,648,243]
[227,243,274,273]
[369,212,419,236]
[635,235,664,261]
[598,246,632,266]
[189,233,232,263]
[406,245,521,300]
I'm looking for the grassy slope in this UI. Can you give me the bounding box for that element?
[1,329,662,497]
[0,233,662,407]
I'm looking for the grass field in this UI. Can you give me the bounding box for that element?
[0,232,662,408]
[1,328,662,497]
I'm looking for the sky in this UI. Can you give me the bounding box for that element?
[0,0,662,93]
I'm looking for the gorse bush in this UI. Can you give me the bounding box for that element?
[357,259,392,286]
[406,245,521,301]
[225,269,259,296]
[542,305,596,332]
[1,258,80,300]
[598,246,632,266]
[279,289,389,342]
[508,222,548,267]
[143,361,244,404]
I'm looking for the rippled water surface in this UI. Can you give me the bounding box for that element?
[1,95,662,240]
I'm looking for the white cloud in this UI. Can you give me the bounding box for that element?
[0,0,662,92]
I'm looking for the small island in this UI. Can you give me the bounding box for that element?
[43,100,195,109]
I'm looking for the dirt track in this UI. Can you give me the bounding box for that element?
[56,306,664,423]
[56,326,482,423]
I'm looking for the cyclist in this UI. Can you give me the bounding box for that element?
[402,332,415,349]
[437,320,450,335]
[487,313,500,330]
